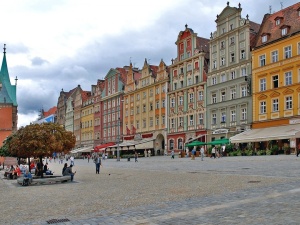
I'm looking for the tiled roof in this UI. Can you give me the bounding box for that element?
[43,106,57,117]
[255,2,300,48]
[81,91,91,102]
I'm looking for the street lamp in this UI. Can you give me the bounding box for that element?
[117,117,121,161]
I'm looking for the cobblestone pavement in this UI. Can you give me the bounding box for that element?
[1,155,300,225]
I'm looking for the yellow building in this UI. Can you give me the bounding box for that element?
[80,94,94,152]
[231,2,300,152]
[123,60,168,155]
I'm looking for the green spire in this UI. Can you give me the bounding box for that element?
[0,44,17,106]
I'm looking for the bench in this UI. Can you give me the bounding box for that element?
[17,176,72,186]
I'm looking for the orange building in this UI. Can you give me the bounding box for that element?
[231,3,300,152]
[0,45,18,147]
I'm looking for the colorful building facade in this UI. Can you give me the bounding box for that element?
[207,2,259,142]
[231,2,300,151]
[167,25,209,153]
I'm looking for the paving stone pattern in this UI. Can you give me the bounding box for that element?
[1,155,300,224]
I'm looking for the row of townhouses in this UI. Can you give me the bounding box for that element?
[55,2,300,155]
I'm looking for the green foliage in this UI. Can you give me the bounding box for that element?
[245,149,253,156]
[6,123,76,158]
[266,149,272,155]
[0,143,10,156]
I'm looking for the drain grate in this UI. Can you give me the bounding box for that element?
[47,218,70,224]
[248,180,261,183]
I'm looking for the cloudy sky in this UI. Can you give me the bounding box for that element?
[1,0,298,127]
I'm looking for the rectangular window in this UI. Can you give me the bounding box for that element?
[179,96,183,105]
[171,98,175,108]
[230,36,235,44]
[260,78,266,91]
[143,119,146,128]
[212,94,217,103]
[241,108,247,120]
[231,53,235,62]
[212,113,216,124]
[149,102,153,111]
[189,93,194,103]
[221,112,226,123]
[231,71,235,79]
[221,57,225,66]
[136,106,140,114]
[156,117,159,126]
[156,101,159,109]
[179,117,183,127]
[262,35,267,43]
[198,113,203,125]
[149,117,153,127]
[241,86,247,97]
[221,41,225,48]
[162,99,165,108]
[198,91,203,101]
[231,88,236,99]
[136,120,139,129]
[221,74,226,82]
[260,101,266,114]
[189,115,194,126]
[259,55,266,66]
[212,77,217,85]
[231,110,236,122]
[171,118,175,128]
[162,116,165,124]
[174,83,177,90]
[213,60,217,69]
[180,81,184,88]
[241,67,247,76]
[143,104,146,112]
[241,49,245,59]
[285,46,292,59]
[285,71,292,85]
[272,99,279,112]
[286,96,292,109]
[272,50,278,63]
[188,78,192,85]
[221,91,226,101]
[282,28,287,36]
[272,75,279,88]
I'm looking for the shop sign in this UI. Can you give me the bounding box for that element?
[212,129,228,135]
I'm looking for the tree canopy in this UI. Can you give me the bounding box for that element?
[3,123,76,158]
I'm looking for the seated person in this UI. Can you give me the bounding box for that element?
[4,165,12,178]
[23,170,33,185]
[63,164,76,181]
[43,163,53,175]
[12,165,21,179]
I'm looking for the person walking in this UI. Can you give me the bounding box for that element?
[94,155,101,174]
[296,143,300,157]
[134,152,138,162]
[171,150,175,159]
[200,146,205,161]
[211,146,216,159]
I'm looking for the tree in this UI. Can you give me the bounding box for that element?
[5,123,76,176]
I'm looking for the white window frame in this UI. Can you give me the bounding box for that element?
[259,55,266,66]
[272,98,279,112]
[241,108,247,120]
[260,101,266,114]
[285,96,293,110]
[272,50,278,63]
[285,46,292,59]
[260,78,266,91]
[285,71,292,85]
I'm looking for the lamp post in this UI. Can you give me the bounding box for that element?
[117,117,120,161]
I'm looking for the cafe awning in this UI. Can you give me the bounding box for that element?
[70,146,93,154]
[107,138,155,150]
[207,138,230,145]
[94,143,115,152]
[230,124,300,143]
[185,140,206,147]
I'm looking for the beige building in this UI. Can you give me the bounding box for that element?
[123,60,169,155]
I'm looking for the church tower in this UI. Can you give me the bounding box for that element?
[0,44,18,146]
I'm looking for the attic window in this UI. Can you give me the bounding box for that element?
[275,19,281,26]
[262,35,267,43]
[282,27,287,36]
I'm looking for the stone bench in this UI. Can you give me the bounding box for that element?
[17,175,72,186]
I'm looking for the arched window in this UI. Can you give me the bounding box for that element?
[169,140,174,150]
[178,138,183,150]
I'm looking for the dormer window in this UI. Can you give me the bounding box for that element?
[262,35,267,43]
[280,25,290,36]
[274,17,283,26]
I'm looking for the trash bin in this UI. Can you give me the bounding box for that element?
[127,157,130,161]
